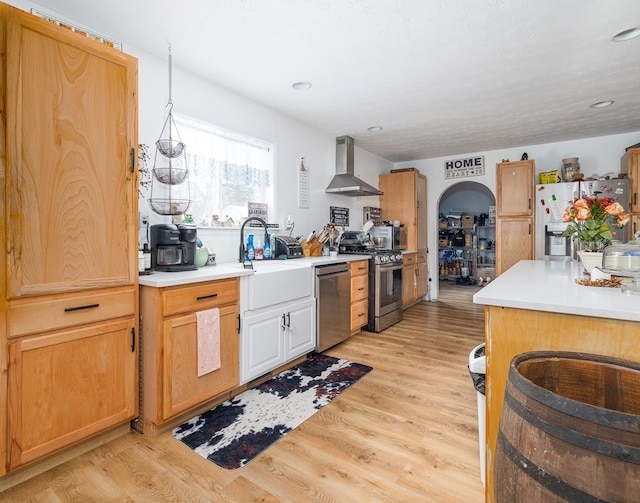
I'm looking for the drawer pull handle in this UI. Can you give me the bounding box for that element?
[64,303,99,312]
[196,293,218,301]
[358,287,365,291]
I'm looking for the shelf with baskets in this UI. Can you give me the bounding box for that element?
[476,225,496,281]
[437,214,497,282]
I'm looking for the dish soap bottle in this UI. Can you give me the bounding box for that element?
[247,234,255,260]
[264,233,272,260]
[255,237,264,260]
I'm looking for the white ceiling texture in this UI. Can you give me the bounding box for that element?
[30,0,640,162]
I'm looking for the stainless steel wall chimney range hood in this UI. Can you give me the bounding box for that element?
[325,136,383,196]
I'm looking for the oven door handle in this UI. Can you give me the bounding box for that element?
[378,263,403,272]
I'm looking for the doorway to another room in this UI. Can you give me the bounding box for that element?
[437,181,496,298]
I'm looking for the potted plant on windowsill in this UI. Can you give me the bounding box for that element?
[561,195,630,272]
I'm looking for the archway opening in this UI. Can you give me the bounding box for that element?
[436,181,496,297]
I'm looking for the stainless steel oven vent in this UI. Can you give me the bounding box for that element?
[325,136,383,196]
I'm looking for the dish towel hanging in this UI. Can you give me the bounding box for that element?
[196,308,221,376]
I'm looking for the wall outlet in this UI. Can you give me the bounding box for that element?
[138,212,149,229]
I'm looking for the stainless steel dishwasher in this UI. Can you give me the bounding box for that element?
[315,262,351,352]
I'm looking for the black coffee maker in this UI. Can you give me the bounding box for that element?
[150,223,198,272]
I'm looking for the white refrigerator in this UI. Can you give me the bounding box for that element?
[534,179,630,260]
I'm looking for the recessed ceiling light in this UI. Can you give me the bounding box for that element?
[367,126,383,133]
[612,27,640,42]
[590,100,614,108]
[292,81,312,91]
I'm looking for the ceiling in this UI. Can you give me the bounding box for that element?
[29,0,640,162]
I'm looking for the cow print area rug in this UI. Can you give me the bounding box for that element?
[172,353,373,470]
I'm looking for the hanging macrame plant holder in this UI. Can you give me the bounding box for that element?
[149,45,192,216]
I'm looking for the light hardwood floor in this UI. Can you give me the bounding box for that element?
[1,281,485,502]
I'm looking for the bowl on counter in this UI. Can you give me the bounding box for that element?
[372,236,387,248]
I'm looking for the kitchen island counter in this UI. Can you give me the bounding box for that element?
[473,259,640,502]
[473,259,640,322]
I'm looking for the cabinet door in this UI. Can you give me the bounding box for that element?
[626,149,639,215]
[284,298,316,359]
[241,307,285,383]
[402,263,417,308]
[7,318,137,469]
[416,174,428,250]
[416,260,429,299]
[5,9,138,298]
[496,161,534,217]
[162,304,239,419]
[496,218,533,276]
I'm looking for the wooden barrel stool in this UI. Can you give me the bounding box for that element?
[495,351,640,502]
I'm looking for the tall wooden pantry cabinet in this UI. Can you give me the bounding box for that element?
[495,160,535,276]
[622,147,640,236]
[0,3,139,476]
[379,169,429,306]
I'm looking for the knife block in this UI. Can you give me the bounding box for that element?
[301,237,324,256]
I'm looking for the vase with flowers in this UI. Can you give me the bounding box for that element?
[561,195,630,272]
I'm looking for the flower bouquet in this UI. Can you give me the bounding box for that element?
[561,195,630,251]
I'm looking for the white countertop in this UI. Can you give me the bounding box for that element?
[473,260,640,323]
[138,254,370,288]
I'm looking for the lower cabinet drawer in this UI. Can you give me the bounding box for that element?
[7,286,136,338]
[351,298,368,331]
[351,275,368,302]
[162,278,239,317]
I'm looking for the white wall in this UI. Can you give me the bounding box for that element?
[132,42,392,263]
[394,131,640,300]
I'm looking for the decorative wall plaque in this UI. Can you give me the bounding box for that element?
[444,156,485,179]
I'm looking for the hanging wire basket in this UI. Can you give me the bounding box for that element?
[152,142,188,185]
[156,139,185,158]
[149,198,192,216]
[155,112,185,158]
[148,44,193,216]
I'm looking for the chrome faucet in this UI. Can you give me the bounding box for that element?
[239,217,269,262]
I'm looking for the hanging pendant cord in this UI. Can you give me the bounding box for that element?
[167,44,173,109]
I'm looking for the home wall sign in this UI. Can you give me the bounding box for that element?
[444,156,485,179]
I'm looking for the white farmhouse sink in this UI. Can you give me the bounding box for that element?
[236,260,314,310]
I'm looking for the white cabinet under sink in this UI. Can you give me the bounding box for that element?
[239,263,316,384]
[240,298,315,383]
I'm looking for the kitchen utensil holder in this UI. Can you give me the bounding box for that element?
[301,237,324,256]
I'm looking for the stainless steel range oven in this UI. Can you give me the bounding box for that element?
[367,251,403,332]
[338,232,403,333]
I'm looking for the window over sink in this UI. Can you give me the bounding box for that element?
[174,114,275,227]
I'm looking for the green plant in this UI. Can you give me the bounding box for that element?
[138,143,151,197]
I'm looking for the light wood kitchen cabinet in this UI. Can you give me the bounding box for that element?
[416,249,429,299]
[622,147,640,235]
[380,169,429,302]
[495,160,535,276]
[350,260,368,332]
[7,319,137,470]
[402,249,429,308]
[140,279,240,435]
[495,218,533,275]
[379,169,428,251]
[0,3,138,476]
[402,252,417,308]
[496,160,534,217]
